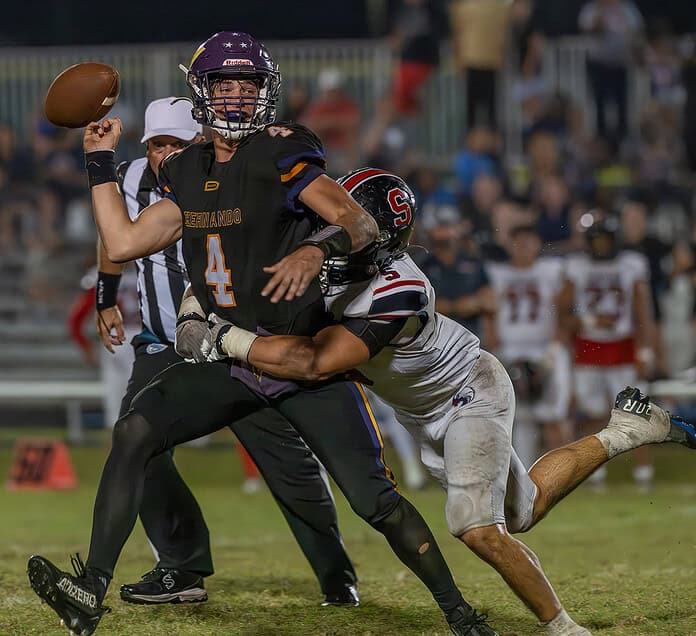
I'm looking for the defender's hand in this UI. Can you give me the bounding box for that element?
[96,306,125,354]
[261,245,324,304]
[203,315,234,362]
[204,314,257,363]
[83,117,122,153]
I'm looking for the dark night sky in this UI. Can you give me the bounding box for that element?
[1,0,694,47]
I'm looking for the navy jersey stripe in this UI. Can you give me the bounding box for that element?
[285,164,325,213]
[368,290,428,318]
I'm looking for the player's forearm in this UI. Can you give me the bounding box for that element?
[97,237,126,275]
[332,204,379,253]
[91,183,137,262]
[248,336,336,382]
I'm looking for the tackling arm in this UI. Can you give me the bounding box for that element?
[245,325,371,382]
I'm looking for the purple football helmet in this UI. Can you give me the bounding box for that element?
[180,31,281,141]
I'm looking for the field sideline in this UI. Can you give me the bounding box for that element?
[1,439,696,635]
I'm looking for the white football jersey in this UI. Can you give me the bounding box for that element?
[325,254,480,419]
[565,250,648,342]
[487,257,565,362]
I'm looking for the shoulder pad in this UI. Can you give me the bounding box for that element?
[369,276,428,320]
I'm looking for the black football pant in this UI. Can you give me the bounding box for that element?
[117,338,356,594]
[89,361,464,614]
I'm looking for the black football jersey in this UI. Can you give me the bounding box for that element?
[159,123,331,336]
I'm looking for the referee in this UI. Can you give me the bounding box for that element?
[96,97,358,606]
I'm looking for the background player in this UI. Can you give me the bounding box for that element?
[190,168,696,636]
[67,262,140,427]
[28,33,494,636]
[95,96,359,607]
[558,218,657,489]
[487,225,572,467]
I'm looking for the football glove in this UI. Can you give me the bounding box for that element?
[175,290,208,362]
[205,314,258,363]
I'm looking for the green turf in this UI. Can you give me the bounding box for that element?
[1,439,695,635]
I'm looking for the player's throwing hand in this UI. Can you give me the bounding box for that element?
[83,117,122,153]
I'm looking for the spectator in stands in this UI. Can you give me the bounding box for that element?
[533,174,575,252]
[449,0,511,128]
[644,19,685,125]
[420,216,497,340]
[362,95,414,173]
[301,68,360,176]
[621,197,671,375]
[452,125,501,196]
[462,173,512,261]
[634,104,681,190]
[490,198,537,258]
[388,0,445,117]
[660,240,696,374]
[579,0,644,143]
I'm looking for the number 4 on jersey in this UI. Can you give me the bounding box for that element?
[205,234,236,307]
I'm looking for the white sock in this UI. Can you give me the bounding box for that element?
[543,609,591,635]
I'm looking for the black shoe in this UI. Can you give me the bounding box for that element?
[320,583,359,607]
[28,553,110,636]
[447,605,499,636]
[119,568,207,605]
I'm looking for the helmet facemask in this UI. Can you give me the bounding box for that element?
[181,64,280,141]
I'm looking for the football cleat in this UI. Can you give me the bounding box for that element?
[320,583,360,607]
[665,414,696,449]
[613,386,696,449]
[28,554,109,636]
[447,606,499,635]
[119,568,207,605]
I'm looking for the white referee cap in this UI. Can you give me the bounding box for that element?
[141,97,202,143]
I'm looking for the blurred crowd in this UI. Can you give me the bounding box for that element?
[2,0,696,481]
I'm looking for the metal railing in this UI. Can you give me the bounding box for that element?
[0,37,648,169]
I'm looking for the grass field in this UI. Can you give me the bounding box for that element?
[1,436,696,636]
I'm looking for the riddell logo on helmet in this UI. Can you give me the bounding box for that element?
[223,59,253,66]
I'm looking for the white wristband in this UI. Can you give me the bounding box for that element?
[220,325,259,361]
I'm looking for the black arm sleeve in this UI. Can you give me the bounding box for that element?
[342,317,408,358]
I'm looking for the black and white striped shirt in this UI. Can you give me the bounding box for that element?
[118,157,188,345]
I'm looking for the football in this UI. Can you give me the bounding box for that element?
[44,62,120,128]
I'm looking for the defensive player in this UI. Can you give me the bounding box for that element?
[28,33,493,636]
[487,225,572,467]
[95,96,359,606]
[557,219,656,488]
[186,168,696,636]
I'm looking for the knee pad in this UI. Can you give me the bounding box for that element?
[445,481,505,537]
[371,497,430,546]
[111,412,162,459]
